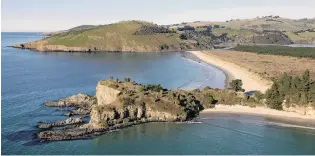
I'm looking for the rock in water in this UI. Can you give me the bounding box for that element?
[44,93,96,108]
[38,117,83,129]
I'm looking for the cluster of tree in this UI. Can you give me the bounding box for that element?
[178,29,230,48]
[196,25,213,32]
[265,70,315,110]
[133,25,175,35]
[177,26,195,31]
[143,84,165,92]
[233,45,315,59]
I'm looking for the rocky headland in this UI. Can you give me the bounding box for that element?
[35,76,315,142]
[37,78,258,141]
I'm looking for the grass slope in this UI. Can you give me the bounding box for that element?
[44,21,184,52]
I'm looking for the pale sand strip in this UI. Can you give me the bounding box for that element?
[201,105,315,125]
[188,51,272,93]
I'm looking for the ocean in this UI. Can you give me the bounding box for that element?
[1,32,315,155]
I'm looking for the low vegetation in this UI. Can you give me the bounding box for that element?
[232,45,315,59]
[206,50,315,80]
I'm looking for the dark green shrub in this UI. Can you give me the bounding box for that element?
[229,79,245,92]
[124,77,131,82]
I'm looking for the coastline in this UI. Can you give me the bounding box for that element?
[188,50,272,93]
[201,105,315,127]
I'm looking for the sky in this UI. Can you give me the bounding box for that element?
[1,0,315,32]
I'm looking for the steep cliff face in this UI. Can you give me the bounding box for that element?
[87,80,194,129]
[96,82,121,105]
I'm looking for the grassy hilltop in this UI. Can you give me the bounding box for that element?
[16,21,201,52]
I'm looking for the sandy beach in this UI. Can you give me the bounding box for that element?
[188,51,272,93]
[201,105,315,127]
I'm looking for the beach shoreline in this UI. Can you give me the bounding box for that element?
[188,50,272,93]
[201,105,315,127]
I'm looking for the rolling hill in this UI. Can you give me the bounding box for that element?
[15,21,204,52]
[169,16,315,44]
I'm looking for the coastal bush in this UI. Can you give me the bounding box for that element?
[179,34,188,40]
[265,70,315,109]
[203,93,215,108]
[177,26,195,31]
[144,84,164,92]
[229,79,245,92]
[124,77,131,82]
[160,44,169,50]
[232,45,315,59]
[133,25,174,35]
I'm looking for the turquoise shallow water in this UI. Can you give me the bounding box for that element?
[2,32,315,155]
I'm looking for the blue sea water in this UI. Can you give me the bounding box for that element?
[1,32,315,155]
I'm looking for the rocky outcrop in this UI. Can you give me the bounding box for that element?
[37,79,218,141]
[96,82,121,105]
[44,93,96,108]
[38,117,83,129]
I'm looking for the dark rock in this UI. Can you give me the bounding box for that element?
[64,112,73,117]
[71,108,90,115]
[38,117,83,129]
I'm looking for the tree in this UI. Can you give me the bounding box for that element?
[278,72,292,97]
[179,34,188,40]
[308,83,315,103]
[203,93,215,108]
[229,79,245,92]
[265,83,283,110]
[124,77,131,82]
[301,69,311,93]
[144,84,164,92]
[290,76,301,103]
